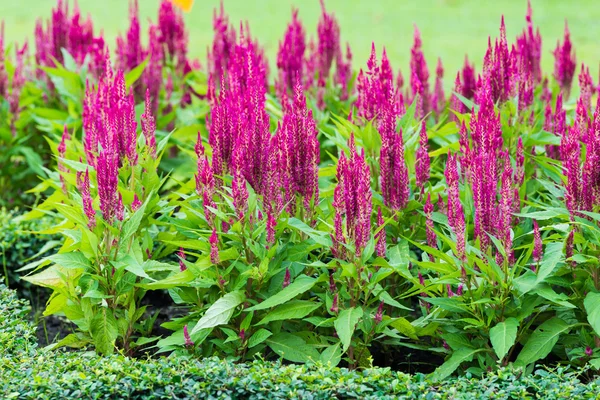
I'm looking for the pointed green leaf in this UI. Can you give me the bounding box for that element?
[320,343,342,367]
[515,318,569,367]
[257,300,320,325]
[266,332,319,363]
[191,291,245,335]
[248,328,272,348]
[247,275,316,311]
[90,308,118,355]
[584,292,600,337]
[489,318,519,361]
[334,307,364,352]
[431,348,486,382]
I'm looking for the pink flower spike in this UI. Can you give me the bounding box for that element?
[532,220,542,263]
[375,207,387,258]
[132,194,142,211]
[374,302,384,324]
[283,268,291,288]
[330,292,339,314]
[209,227,220,264]
[183,325,194,347]
[82,169,96,230]
[178,247,187,271]
[586,346,593,357]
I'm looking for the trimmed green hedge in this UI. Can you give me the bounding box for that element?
[1,284,599,400]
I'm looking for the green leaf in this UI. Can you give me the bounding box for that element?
[257,300,321,325]
[137,269,194,289]
[48,252,91,270]
[320,343,342,367]
[431,348,486,382]
[125,58,149,89]
[121,196,149,243]
[90,308,118,355]
[390,317,418,340]
[247,328,272,348]
[266,332,319,363]
[515,318,570,367]
[536,242,563,284]
[287,218,331,247]
[247,275,316,311]
[191,291,245,335]
[334,307,364,352]
[584,292,600,337]
[489,318,519,361]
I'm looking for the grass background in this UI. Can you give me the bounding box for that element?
[2,0,599,84]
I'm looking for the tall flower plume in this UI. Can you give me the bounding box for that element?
[332,135,372,258]
[415,121,430,189]
[409,26,431,117]
[276,9,306,96]
[379,100,409,210]
[553,22,576,99]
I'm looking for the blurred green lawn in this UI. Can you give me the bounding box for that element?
[2,0,599,83]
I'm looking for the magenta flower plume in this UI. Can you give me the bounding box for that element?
[374,302,384,324]
[379,102,409,210]
[335,42,353,100]
[132,194,142,211]
[461,56,476,100]
[415,121,430,189]
[532,220,542,263]
[515,0,542,84]
[116,193,124,222]
[115,0,144,74]
[209,228,219,265]
[553,22,576,99]
[579,64,595,113]
[445,153,466,261]
[157,0,188,71]
[316,0,341,83]
[178,247,186,271]
[195,144,216,224]
[332,135,372,259]
[586,346,594,357]
[277,9,306,95]
[183,325,194,347]
[356,44,397,121]
[480,17,512,103]
[409,26,431,117]
[424,193,436,249]
[209,0,236,84]
[450,72,466,121]
[283,268,291,288]
[274,80,320,213]
[34,0,105,78]
[330,293,339,314]
[141,89,157,157]
[432,58,445,115]
[81,169,96,230]
[97,149,119,225]
[375,207,386,258]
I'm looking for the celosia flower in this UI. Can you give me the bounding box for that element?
[424,193,436,249]
[329,272,336,293]
[515,0,542,84]
[409,26,431,117]
[456,284,464,296]
[356,43,397,121]
[330,293,339,314]
[533,220,542,263]
[239,329,246,341]
[316,0,340,83]
[375,207,386,258]
[183,325,194,347]
[553,22,576,99]
[374,302,384,324]
[209,228,219,265]
[115,0,144,74]
[332,135,372,258]
[178,247,186,271]
[586,346,593,357]
[97,149,119,224]
[379,101,409,210]
[157,0,188,71]
[209,0,236,84]
[116,193,124,222]
[335,42,352,100]
[81,169,96,230]
[461,56,476,100]
[283,268,291,288]
[141,89,157,157]
[445,153,466,261]
[432,58,445,115]
[277,9,306,95]
[132,194,142,211]
[415,121,430,189]
[447,284,455,297]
